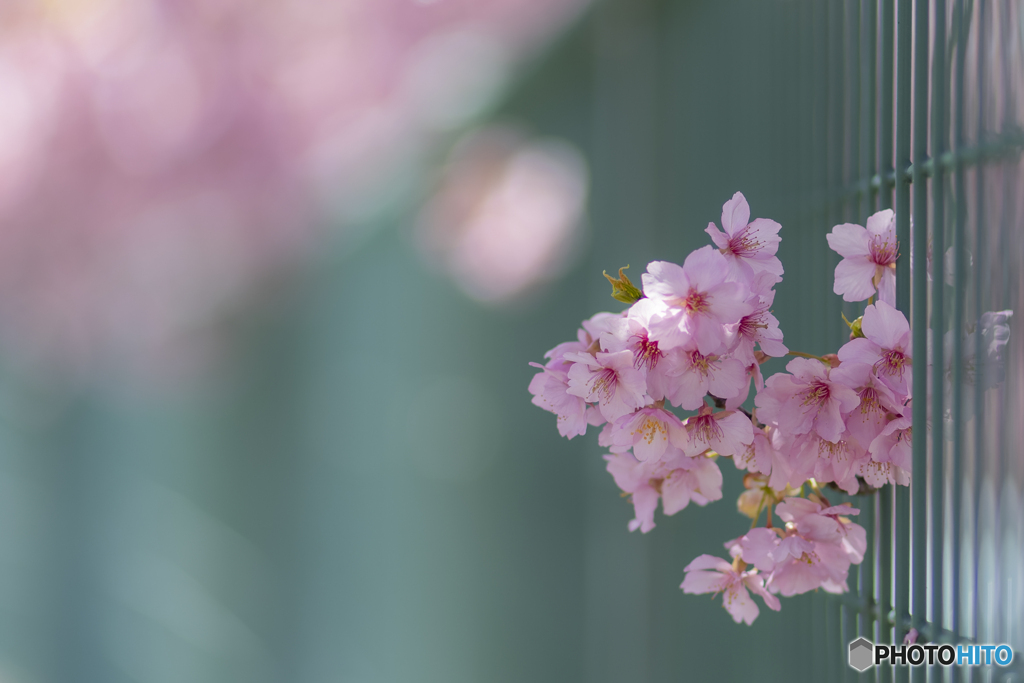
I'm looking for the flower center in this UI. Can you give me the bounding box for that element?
[858,387,885,416]
[868,233,899,265]
[818,439,849,461]
[592,368,618,401]
[689,349,715,377]
[634,415,668,445]
[683,289,710,314]
[690,414,724,445]
[631,333,664,370]
[873,348,910,378]
[729,228,763,258]
[800,380,831,407]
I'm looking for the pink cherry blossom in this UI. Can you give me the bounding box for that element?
[601,312,664,371]
[582,311,627,348]
[705,192,784,283]
[858,457,911,488]
[600,406,689,462]
[869,411,912,473]
[818,504,868,564]
[661,345,748,410]
[565,350,649,421]
[827,208,899,305]
[605,449,722,532]
[755,357,860,443]
[831,361,901,450]
[732,527,782,573]
[837,301,912,397]
[682,405,755,458]
[527,365,589,438]
[767,498,864,595]
[728,271,788,367]
[733,428,776,476]
[527,336,594,438]
[602,304,675,401]
[681,554,780,625]
[724,360,765,411]
[810,434,868,495]
[640,247,753,355]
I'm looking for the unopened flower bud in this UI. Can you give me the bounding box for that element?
[737,488,767,519]
[603,266,644,304]
[843,312,865,339]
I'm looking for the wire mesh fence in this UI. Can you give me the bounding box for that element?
[797,1,1024,681]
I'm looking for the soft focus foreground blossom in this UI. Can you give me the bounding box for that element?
[681,554,780,625]
[415,126,588,303]
[827,209,899,305]
[0,0,589,383]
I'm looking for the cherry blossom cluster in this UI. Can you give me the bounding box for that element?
[528,193,1014,624]
[527,192,915,624]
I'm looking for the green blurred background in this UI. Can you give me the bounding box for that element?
[0,0,876,681]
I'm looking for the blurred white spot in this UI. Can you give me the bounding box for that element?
[417,125,588,304]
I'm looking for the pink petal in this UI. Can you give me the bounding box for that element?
[739,528,779,572]
[707,356,749,401]
[826,223,870,258]
[681,569,730,595]
[865,208,895,238]
[705,222,730,250]
[721,191,751,237]
[837,337,882,366]
[877,268,896,306]
[682,246,730,292]
[661,471,694,514]
[745,218,782,256]
[723,584,759,625]
[834,257,878,301]
[744,575,782,611]
[861,301,910,350]
[642,260,690,300]
[631,486,659,533]
[813,401,846,443]
[711,411,755,456]
[683,554,733,574]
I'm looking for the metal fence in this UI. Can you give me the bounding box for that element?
[796,1,1024,681]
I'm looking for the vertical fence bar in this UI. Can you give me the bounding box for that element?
[865,0,878,215]
[843,2,860,663]
[893,6,913,683]
[969,0,986,659]
[878,6,896,677]
[928,0,947,671]
[948,0,967,678]
[858,14,877,644]
[910,1,929,681]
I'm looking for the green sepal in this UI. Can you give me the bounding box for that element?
[842,312,865,339]
[603,266,644,304]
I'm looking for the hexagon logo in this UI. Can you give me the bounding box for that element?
[849,637,875,672]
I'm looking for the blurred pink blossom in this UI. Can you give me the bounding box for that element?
[0,0,589,383]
